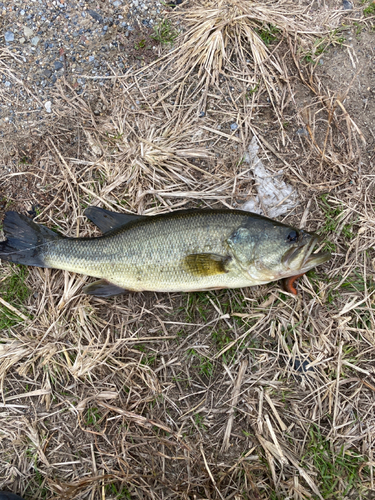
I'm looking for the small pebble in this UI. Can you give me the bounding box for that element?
[54,61,64,70]
[297,128,308,136]
[44,101,52,113]
[4,31,14,42]
[230,123,238,131]
[199,111,205,118]
[24,26,33,37]
[87,9,103,23]
[31,36,40,46]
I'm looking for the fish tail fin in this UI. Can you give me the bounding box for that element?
[0,211,62,268]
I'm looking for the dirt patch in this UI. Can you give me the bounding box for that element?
[118,27,162,65]
[319,28,375,146]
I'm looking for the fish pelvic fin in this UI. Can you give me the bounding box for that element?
[184,253,231,277]
[0,211,61,268]
[83,279,128,297]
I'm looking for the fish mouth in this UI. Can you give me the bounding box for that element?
[282,235,331,273]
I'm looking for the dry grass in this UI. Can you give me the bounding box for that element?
[161,0,335,131]
[0,1,374,499]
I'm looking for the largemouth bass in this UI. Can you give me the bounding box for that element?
[0,207,330,297]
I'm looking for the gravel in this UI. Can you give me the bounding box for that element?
[0,0,168,131]
[4,31,15,42]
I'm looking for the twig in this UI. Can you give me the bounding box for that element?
[200,443,225,500]
[332,341,343,432]
[221,359,248,451]
[336,99,366,145]
[0,296,29,321]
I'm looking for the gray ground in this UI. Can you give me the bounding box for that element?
[1,0,165,129]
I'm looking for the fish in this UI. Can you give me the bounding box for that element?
[0,207,331,297]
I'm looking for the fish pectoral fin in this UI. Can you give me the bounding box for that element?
[83,279,128,297]
[84,206,147,234]
[184,253,231,277]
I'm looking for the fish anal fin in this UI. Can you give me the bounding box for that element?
[83,279,128,297]
[84,206,147,234]
[184,253,230,277]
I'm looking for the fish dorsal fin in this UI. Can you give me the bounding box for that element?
[84,206,147,234]
[184,253,231,277]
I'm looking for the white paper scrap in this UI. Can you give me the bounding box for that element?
[241,136,298,218]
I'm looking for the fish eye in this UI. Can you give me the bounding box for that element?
[287,230,298,243]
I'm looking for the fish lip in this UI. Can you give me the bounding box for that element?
[302,235,321,266]
[302,235,331,267]
[283,235,331,271]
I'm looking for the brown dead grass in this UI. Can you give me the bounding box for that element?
[0,1,374,499]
